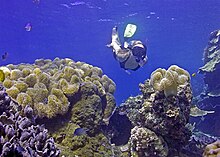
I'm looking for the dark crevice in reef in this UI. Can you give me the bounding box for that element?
[102,110,132,146]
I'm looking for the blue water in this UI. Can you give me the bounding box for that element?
[0,0,220,104]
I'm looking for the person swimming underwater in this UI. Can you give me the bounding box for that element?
[107,26,148,71]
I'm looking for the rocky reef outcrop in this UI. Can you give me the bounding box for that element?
[130,126,168,157]
[197,30,220,135]
[0,84,60,157]
[104,65,193,157]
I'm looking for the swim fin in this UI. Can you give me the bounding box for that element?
[124,24,137,38]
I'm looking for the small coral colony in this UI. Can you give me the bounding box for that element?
[1,30,220,156]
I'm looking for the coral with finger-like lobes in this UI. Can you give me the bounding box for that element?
[0,84,60,157]
[203,140,220,157]
[0,58,116,121]
[150,65,190,97]
[130,126,169,157]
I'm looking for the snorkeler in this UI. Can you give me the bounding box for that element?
[107,25,148,71]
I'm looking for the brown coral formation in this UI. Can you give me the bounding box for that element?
[51,122,114,157]
[113,66,193,156]
[130,126,168,157]
[137,80,192,151]
[203,140,220,157]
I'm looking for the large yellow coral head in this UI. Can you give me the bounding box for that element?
[150,65,190,97]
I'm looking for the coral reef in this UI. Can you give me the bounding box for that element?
[199,30,220,73]
[0,84,60,157]
[132,80,192,145]
[0,58,117,156]
[150,65,190,97]
[0,58,116,122]
[197,30,220,135]
[106,66,193,157]
[181,131,220,157]
[203,140,220,157]
[130,126,168,157]
[51,122,114,157]
[199,30,220,95]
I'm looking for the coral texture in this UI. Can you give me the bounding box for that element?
[0,58,118,156]
[130,126,168,157]
[0,58,116,122]
[203,140,220,157]
[108,67,193,156]
[52,122,114,157]
[197,30,220,135]
[199,30,220,94]
[181,131,220,157]
[0,84,60,157]
[150,65,190,97]
[199,30,220,73]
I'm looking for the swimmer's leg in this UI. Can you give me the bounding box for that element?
[107,26,122,52]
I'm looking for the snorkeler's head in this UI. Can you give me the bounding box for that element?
[131,41,147,66]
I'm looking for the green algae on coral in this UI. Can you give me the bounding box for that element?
[0,58,115,157]
[102,93,116,125]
